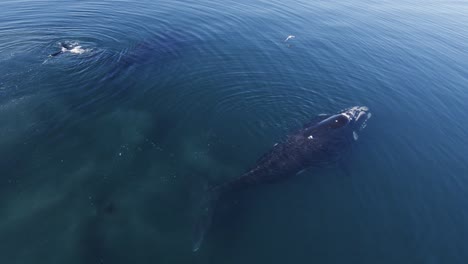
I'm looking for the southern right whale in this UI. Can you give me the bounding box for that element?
[99,33,194,82]
[192,106,371,252]
[48,41,88,57]
[49,42,73,57]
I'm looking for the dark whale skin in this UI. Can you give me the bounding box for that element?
[218,115,352,192]
[192,106,371,252]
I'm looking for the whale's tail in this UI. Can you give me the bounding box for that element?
[192,187,221,252]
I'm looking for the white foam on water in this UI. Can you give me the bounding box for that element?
[69,46,87,54]
[60,41,90,55]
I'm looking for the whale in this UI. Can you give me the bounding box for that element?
[192,106,371,252]
[49,42,74,57]
[99,33,194,82]
[48,42,87,57]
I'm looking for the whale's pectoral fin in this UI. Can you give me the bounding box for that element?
[296,169,307,176]
[192,188,221,252]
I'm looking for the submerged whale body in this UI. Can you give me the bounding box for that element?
[100,32,194,82]
[192,106,371,252]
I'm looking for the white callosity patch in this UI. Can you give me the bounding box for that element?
[308,135,314,140]
[341,106,371,131]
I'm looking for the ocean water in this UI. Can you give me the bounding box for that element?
[1,0,468,263]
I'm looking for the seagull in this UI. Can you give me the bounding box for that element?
[284,35,295,42]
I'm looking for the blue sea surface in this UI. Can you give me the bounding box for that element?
[1,0,468,263]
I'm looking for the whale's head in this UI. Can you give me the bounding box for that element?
[307,106,371,142]
[301,106,370,163]
[341,106,371,134]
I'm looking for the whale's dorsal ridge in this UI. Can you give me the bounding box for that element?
[302,114,331,129]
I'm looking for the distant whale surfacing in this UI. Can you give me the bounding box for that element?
[192,106,371,252]
[49,41,87,57]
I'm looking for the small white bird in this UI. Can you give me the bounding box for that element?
[284,35,295,42]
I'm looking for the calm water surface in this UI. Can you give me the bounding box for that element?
[1,0,468,263]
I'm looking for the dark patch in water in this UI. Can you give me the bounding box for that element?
[103,202,116,215]
[101,32,195,82]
